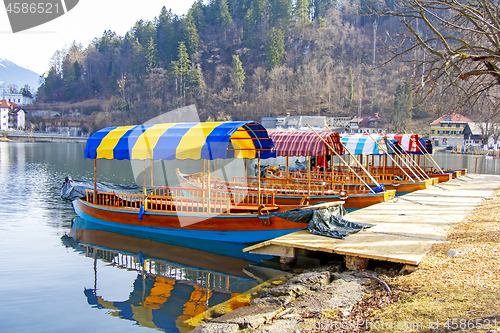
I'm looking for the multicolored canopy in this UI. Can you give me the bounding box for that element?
[340,133,388,155]
[84,121,276,160]
[268,131,344,156]
[386,134,420,153]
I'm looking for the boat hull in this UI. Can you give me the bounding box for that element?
[428,173,453,182]
[271,190,395,209]
[73,199,307,244]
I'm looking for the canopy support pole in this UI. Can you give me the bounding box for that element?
[307,156,311,196]
[406,130,444,174]
[324,124,381,188]
[363,131,415,182]
[400,140,429,180]
[392,137,429,180]
[93,159,97,204]
[143,160,147,211]
[207,159,211,213]
[286,156,289,184]
[257,151,261,205]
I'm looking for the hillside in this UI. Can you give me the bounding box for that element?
[33,0,446,131]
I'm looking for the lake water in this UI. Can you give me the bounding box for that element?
[1,142,498,332]
[0,142,268,333]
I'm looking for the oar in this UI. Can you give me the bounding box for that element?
[307,124,375,192]
[324,125,383,187]
[396,132,431,180]
[383,134,424,181]
[405,130,445,174]
[361,130,416,182]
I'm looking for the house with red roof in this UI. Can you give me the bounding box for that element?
[429,112,472,147]
[349,113,384,133]
[0,99,25,131]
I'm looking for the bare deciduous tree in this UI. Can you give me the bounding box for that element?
[374,0,500,113]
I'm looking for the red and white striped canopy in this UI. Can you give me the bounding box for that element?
[387,133,420,153]
[268,131,344,156]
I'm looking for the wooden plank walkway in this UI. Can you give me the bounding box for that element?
[244,174,500,267]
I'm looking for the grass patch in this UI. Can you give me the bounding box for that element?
[366,190,500,332]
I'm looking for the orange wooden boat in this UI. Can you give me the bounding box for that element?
[72,121,343,243]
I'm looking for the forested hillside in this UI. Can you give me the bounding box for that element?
[36,0,433,129]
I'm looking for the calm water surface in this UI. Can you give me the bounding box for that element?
[0,142,264,333]
[1,142,499,333]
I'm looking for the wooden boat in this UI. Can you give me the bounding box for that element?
[260,131,430,194]
[175,169,396,210]
[176,130,396,210]
[262,167,433,193]
[339,133,444,189]
[72,121,342,244]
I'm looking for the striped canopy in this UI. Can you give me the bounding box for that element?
[84,121,276,160]
[340,133,388,155]
[386,134,420,153]
[268,131,344,156]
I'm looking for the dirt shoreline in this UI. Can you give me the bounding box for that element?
[191,188,500,333]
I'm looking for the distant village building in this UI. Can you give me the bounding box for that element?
[348,114,384,133]
[262,114,384,133]
[1,92,33,107]
[429,113,472,147]
[0,99,25,130]
[261,116,327,131]
[327,116,351,131]
[463,122,499,148]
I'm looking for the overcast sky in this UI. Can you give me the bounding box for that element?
[0,0,195,75]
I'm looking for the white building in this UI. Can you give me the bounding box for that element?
[0,99,25,130]
[1,92,34,107]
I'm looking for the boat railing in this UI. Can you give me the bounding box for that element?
[231,176,346,195]
[85,190,144,208]
[86,187,276,214]
[84,245,243,293]
[151,186,275,206]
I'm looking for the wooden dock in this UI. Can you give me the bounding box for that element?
[244,174,500,269]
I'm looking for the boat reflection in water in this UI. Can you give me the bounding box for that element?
[64,217,272,332]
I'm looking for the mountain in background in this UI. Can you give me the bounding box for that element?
[0,58,41,94]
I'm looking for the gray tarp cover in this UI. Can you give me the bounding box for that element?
[272,204,373,239]
[60,178,142,201]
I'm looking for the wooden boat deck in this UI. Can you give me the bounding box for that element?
[244,173,499,268]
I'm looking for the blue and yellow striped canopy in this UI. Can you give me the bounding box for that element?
[84,121,276,160]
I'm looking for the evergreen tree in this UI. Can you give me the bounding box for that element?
[156,7,176,67]
[268,0,292,28]
[266,28,285,70]
[170,42,192,105]
[190,0,206,33]
[312,0,335,20]
[42,66,64,101]
[213,0,232,29]
[392,80,413,132]
[132,20,156,46]
[131,39,146,79]
[64,61,82,100]
[231,55,245,102]
[243,8,254,47]
[182,11,200,57]
[145,37,158,75]
[294,0,310,26]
